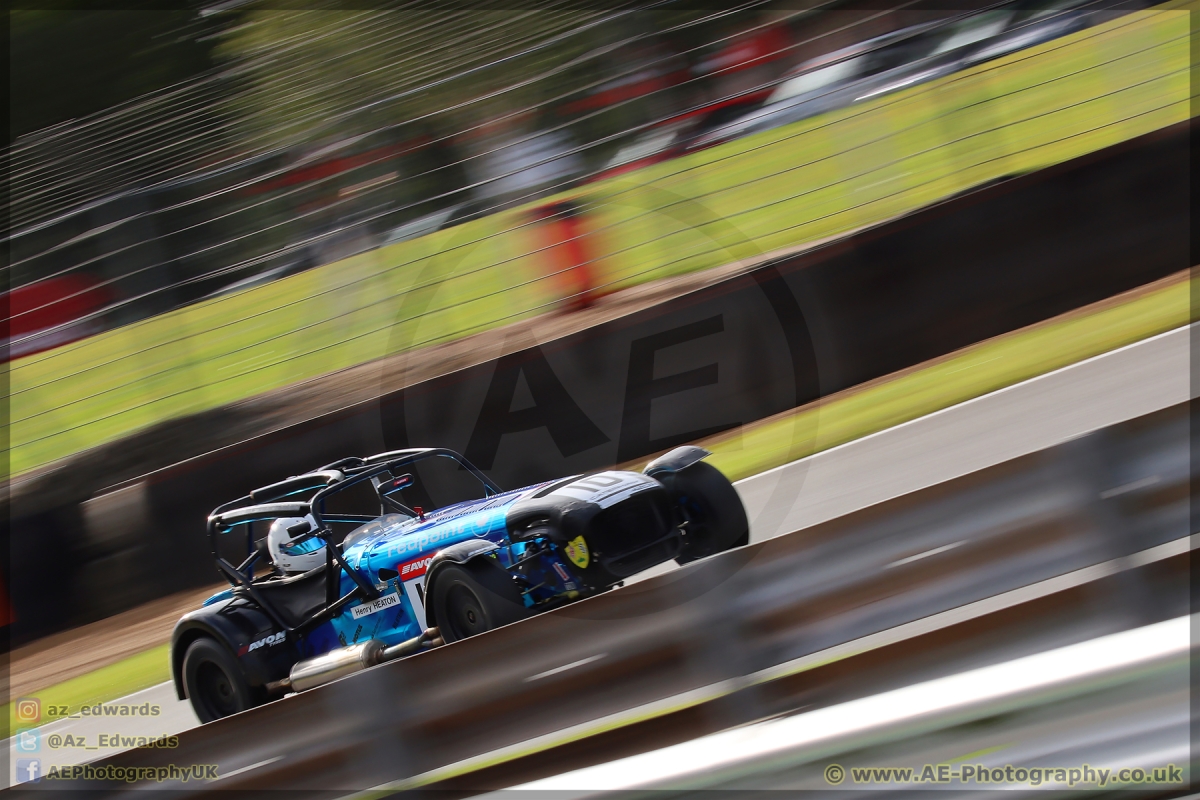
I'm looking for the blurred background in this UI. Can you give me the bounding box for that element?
[2,0,1192,793]
[6,0,1170,365]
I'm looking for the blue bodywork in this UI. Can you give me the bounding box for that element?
[197,479,598,660]
[301,485,561,656]
[175,448,702,712]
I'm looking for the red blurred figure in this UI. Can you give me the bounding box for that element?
[528,200,599,312]
[3,274,113,360]
[696,17,794,100]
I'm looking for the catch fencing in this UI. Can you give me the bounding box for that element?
[6,1,1190,477]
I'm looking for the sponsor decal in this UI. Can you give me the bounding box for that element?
[399,555,434,578]
[390,519,493,559]
[238,631,286,656]
[552,562,571,582]
[351,592,401,620]
[564,536,590,569]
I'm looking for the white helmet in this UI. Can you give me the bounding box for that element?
[267,515,325,574]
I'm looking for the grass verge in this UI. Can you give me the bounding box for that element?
[10,271,1189,726]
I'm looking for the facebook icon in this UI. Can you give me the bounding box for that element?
[16,759,41,784]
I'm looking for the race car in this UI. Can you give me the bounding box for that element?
[171,446,747,722]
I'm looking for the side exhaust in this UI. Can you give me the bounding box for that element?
[267,628,442,695]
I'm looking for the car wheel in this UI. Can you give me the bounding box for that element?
[429,562,529,644]
[182,638,263,723]
[668,462,749,564]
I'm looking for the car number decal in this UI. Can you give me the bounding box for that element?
[550,472,656,508]
[397,554,433,626]
[403,578,427,625]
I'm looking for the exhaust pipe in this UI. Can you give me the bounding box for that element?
[267,628,441,694]
[288,640,385,693]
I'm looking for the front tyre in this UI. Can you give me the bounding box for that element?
[667,462,749,564]
[182,638,264,723]
[429,561,530,644]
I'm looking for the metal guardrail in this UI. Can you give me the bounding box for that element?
[38,401,1189,795]
[506,615,1192,795]
[385,536,1191,795]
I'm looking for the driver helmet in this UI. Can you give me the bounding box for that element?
[267,515,325,574]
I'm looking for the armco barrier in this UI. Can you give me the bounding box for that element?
[8,3,1190,476]
[3,120,1189,642]
[52,401,1189,794]
[507,617,1191,796]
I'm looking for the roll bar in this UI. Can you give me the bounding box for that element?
[204,448,500,634]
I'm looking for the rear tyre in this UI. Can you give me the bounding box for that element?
[429,561,530,644]
[667,462,749,564]
[182,638,264,723]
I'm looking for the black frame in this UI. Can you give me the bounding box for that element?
[205,448,500,634]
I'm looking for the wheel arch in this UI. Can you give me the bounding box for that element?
[170,597,291,700]
[642,445,711,479]
[170,614,240,701]
[422,539,501,627]
[654,459,748,563]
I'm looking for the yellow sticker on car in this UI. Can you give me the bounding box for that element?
[564,536,590,569]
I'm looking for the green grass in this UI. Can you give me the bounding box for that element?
[7,6,1190,477]
[3,644,171,737]
[11,272,1188,724]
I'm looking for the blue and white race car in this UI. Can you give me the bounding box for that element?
[171,446,747,721]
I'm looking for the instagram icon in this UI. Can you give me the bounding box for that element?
[15,698,40,724]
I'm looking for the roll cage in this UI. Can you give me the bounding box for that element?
[206,448,499,634]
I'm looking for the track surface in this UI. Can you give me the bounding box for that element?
[5,324,1189,786]
[632,323,1189,588]
[740,323,1189,541]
